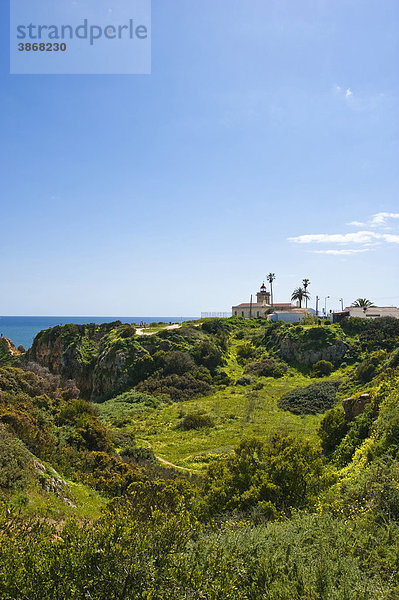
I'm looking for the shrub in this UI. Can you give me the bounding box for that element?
[301,313,319,326]
[71,450,141,496]
[0,408,49,457]
[202,435,326,517]
[333,403,377,466]
[311,360,334,378]
[0,424,30,490]
[57,399,111,452]
[236,376,253,386]
[191,341,224,372]
[341,316,399,350]
[386,348,399,369]
[253,381,264,390]
[338,457,399,521]
[236,341,256,361]
[340,316,368,336]
[77,419,111,452]
[212,368,231,385]
[116,324,136,338]
[246,357,287,378]
[372,386,399,458]
[3,365,58,397]
[137,373,212,401]
[57,399,96,425]
[201,318,229,335]
[180,411,214,430]
[356,360,378,383]
[318,405,349,455]
[162,351,195,375]
[59,379,80,400]
[110,389,161,408]
[120,446,156,465]
[278,381,340,415]
[355,351,386,383]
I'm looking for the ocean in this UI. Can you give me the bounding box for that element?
[0,316,199,350]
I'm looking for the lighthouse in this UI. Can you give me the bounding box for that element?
[256,283,271,305]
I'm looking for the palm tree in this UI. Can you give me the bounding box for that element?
[302,278,310,308]
[351,298,374,309]
[267,273,275,306]
[291,287,310,308]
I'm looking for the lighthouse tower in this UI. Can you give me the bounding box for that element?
[256,283,271,305]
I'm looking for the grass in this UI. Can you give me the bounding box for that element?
[96,330,345,471]
[7,480,106,521]
[105,373,323,470]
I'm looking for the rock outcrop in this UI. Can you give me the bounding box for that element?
[0,337,24,365]
[275,327,348,366]
[342,393,371,420]
[26,322,152,402]
[33,459,76,506]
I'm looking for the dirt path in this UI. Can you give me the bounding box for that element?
[134,320,202,471]
[138,438,199,473]
[2,337,23,355]
[135,323,182,336]
[154,454,199,472]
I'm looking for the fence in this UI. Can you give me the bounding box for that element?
[201,312,231,319]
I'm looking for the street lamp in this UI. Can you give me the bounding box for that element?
[324,296,330,316]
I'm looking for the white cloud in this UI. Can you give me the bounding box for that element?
[288,231,384,245]
[384,233,399,243]
[289,211,399,257]
[333,85,385,111]
[348,220,366,227]
[370,212,399,226]
[334,84,354,102]
[289,230,399,249]
[348,212,399,229]
[313,249,370,256]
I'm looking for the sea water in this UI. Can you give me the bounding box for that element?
[0,316,199,350]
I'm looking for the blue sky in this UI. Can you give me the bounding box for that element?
[1,0,398,316]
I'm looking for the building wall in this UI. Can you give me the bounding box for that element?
[256,291,271,304]
[232,307,268,319]
[232,303,301,319]
[270,311,312,323]
[348,307,399,319]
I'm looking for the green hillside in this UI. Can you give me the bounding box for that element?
[1,315,399,598]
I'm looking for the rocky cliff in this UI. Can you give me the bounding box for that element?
[26,322,151,401]
[274,326,348,366]
[0,337,24,366]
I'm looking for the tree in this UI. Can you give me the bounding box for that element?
[291,287,310,308]
[267,273,276,306]
[351,298,374,309]
[302,278,310,308]
[202,435,326,516]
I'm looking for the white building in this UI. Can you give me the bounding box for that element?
[333,306,399,322]
[270,308,316,323]
[346,306,399,319]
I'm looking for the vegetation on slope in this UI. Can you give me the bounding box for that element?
[1,315,399,598]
